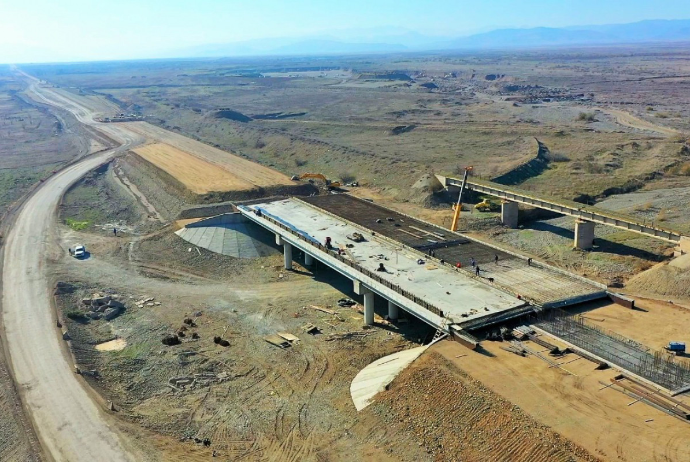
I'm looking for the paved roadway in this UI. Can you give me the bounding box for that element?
[2,74,143,460]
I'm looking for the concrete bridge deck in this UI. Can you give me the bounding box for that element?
[237,195,607,331]
[301,194,606,309]
[438,175,689,248]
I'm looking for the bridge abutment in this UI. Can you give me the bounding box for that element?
[501,200,519,228]
[574,220,595,250]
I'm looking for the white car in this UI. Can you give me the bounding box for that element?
[72,245,86,258]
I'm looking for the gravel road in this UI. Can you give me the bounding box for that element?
[1,73,144,461]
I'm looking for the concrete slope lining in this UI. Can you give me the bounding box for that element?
[351,345,429,411]
[175,220,278,258]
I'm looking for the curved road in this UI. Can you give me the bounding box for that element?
[2,76,144,460]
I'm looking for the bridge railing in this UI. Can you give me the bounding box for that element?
[445,176,685,241]
[250,209,445,318]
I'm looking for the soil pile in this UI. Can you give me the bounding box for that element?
[627,255,690,298]
[368,352,599,462]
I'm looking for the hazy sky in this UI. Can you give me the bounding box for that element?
[3,0,690,62]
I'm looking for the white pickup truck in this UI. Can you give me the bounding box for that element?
[72,245,86,259]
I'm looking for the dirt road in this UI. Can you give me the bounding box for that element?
[602,108,680,136]
[2,75,144,461]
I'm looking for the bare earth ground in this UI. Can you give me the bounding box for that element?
[123,122,295,187]
[573,298,690,356]
[432,340,690,462]
[54,223,438,461]
[368,351,599,462]
[133,143,259,193]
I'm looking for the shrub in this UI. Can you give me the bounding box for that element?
[294,158,307,167]
[339,172,357,183]
[65,218,90,231]
[577,112,596,122]
[66,310,86,321]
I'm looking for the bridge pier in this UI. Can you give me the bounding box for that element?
[354,280,375,325]
[574,220,595,250]
[387,301,399,321]
[501,201,519,228]
[283,242,293,269]
[304,253,314,266]
[275,234,283,246]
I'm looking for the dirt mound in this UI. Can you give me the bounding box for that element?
[368,351,598,462]
[397,173,448,207]
[210,109,252,123]
[411,173,444,193]
[627,257,690,298]
[492,137,551,186]
[390,125,416,136]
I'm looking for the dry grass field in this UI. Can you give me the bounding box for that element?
[133,143,257,193]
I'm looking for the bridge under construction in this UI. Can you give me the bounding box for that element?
[223,194,608,345]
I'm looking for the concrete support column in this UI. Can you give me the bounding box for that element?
[574,220,595,250]
[283,242,293,269]
[387,300,399,321]
[353,280,375,325]
[275,234,284,246]
[501,200,519,228]
[364,292,375,325]
[304,253,314,266]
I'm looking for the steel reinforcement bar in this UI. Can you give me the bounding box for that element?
[535,310,690,391]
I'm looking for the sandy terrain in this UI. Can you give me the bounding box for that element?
[576,298,690,356]
[133,143,256,193]
[369,351,598,461]
[123,122,295,187]
[433,340,690,462]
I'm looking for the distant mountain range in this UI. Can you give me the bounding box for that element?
[168,19,690,58]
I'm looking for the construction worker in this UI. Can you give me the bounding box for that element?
[527,257,533,266]
[494,254,499,265]
[471,257,476,267]
[475,265,480,276]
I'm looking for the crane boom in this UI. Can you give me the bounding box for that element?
[450,166,472,232]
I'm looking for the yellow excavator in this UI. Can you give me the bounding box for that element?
[299,173,341,189]
[450,166,473,232]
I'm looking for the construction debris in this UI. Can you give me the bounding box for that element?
[264,334,291,349]
[301,323,320,334]
[325,331,370,341]
[309,305,337,315]
[277,332,300,344]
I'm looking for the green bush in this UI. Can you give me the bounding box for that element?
[66,218,90,230]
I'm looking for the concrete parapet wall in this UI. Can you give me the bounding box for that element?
[185,212,247,228]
